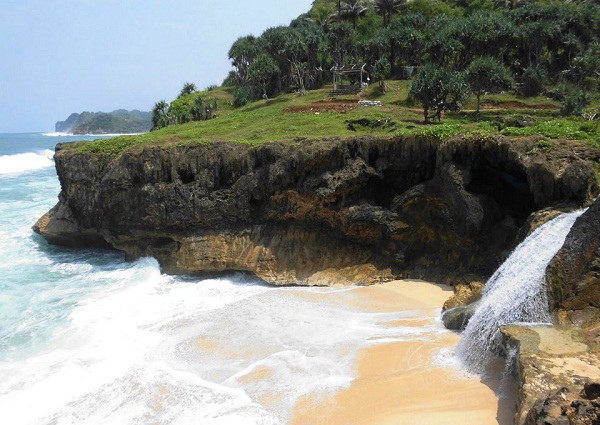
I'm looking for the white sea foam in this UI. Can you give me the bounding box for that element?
[42,132,144,137]
[0,150,54,175]
[0,255,451,424]
[0,259,277,424]
[41,132,72,137]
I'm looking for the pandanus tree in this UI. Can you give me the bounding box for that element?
[340,0,368,29]
[465,57,514,117]
[375,0,405,27]
[248,53,280,99]
[327,21,355,65]
[228,35,260,85]
[410,63,470,123]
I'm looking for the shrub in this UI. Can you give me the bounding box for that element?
[519,65,546,97]
[560,89,591,117]
[232,86,252,107]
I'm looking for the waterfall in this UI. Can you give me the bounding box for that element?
[456,209,586,372]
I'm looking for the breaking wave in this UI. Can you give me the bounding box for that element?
[0,150,54,175]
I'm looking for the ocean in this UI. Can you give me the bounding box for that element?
[0,133,507,425]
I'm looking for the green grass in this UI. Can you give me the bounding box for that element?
[66,82,600,157]
[501,118,600,145]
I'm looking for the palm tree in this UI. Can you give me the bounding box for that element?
[375,0,405,27]
[310,4,333,30]
[178,82,197,98]
[151,100,168,130]
[340,0,368,29]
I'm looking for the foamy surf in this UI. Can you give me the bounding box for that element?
[41,132,71,137]
[43,132,144,137]
[0,150,54,175]
[0,255,455,424]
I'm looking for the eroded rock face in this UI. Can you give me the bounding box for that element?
[546,196,600,333]
[34,135,599,285]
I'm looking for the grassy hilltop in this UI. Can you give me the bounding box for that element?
[70,81,599,156]
[67,0,600,156]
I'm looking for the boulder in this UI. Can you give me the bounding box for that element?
[442,301,480,330]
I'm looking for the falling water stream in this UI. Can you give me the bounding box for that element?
[457,209,586,372]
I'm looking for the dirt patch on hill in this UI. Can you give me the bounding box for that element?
[482,100,558,110]
[285,100,356,113]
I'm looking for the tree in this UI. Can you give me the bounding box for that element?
[465,57,514,117]
[309,3,334,30]
[327,21,355,65]
[178,82,197,98]
[228,35,260,85]
[151,100,168,130]
[423,15,465,69]
[381,16,423,76]
[375,0,405,27]
[409,63,470,123]
[292,19,326,89]
[248,53,280,99]
[372,57,391,92]
[260,26,300,92]
[340,0,369,29]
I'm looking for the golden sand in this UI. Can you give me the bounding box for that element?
[291,280,515,425]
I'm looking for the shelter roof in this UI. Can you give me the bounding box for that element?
[331,64,366,73]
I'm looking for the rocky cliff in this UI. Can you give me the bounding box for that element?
[34,135,599,286]
[548,196,600,330]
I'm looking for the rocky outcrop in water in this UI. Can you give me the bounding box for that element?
[34,135,599,285]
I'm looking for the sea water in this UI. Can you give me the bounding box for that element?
[0,132,454,424]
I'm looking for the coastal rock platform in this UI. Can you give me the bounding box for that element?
[502,324,600,425]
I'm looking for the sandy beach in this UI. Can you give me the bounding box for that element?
[291,280,516,425]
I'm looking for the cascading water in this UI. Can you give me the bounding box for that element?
[456,209,586,372]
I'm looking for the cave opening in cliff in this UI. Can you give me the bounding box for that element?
[354,175,400,208]
[467,164,536,221]
[177,167,195,184]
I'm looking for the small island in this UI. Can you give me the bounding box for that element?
[55,109,151,135]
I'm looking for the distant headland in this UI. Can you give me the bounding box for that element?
[55,109,151,135]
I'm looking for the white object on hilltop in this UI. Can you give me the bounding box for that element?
[456,209,586,372]
[358,100,382,107]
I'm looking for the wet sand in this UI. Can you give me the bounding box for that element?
[291,280,515,425]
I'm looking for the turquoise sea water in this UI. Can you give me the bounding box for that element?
[0,133,457,425]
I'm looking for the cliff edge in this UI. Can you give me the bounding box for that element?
[33,135,599,286]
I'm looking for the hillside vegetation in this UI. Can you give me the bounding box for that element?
[67,0,600,155]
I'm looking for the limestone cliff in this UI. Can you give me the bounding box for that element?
[34,135,599,286]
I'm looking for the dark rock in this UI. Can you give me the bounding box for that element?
[525,388,571,425]
[442,301,480,330]
[34,135,599,285]
[546,196,600,329]
[584,382,600,400]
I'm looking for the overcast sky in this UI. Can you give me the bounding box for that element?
[0,0,313,132]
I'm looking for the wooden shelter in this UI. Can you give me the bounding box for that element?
[330,64,369,95]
